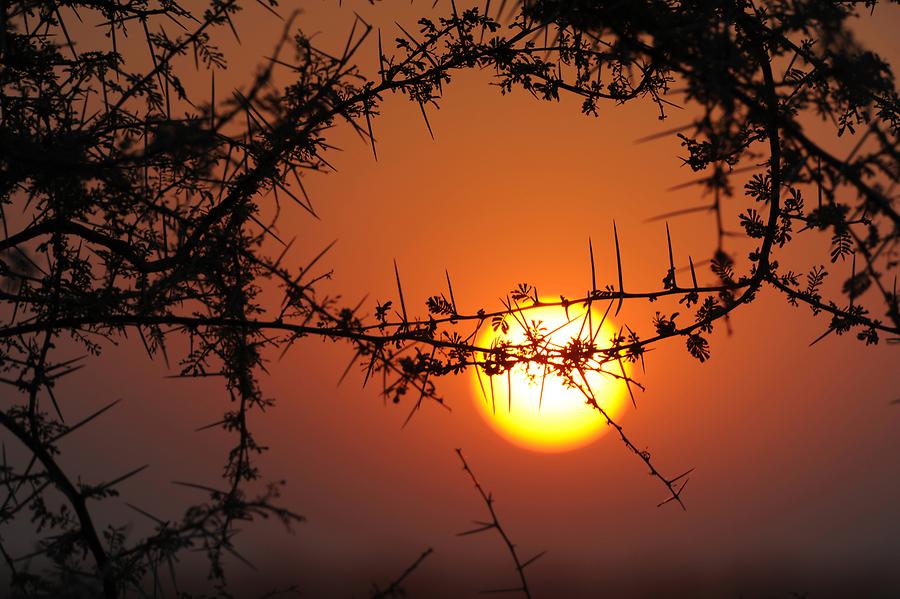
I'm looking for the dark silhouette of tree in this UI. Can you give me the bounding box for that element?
[0,0,896,596]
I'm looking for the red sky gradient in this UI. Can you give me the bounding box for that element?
[16,2,900,597]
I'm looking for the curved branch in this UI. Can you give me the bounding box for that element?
[0,411,116,598]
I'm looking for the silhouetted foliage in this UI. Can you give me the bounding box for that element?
[0,0,897,596]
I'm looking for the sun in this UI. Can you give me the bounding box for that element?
[470,300,630,453]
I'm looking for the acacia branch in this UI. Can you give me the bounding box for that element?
[455,449,539,598]
[0,411,116,598]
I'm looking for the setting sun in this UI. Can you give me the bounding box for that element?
[471,300,630,452]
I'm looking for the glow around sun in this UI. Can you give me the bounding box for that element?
[471,300,630,453]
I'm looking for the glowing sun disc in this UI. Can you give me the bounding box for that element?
[471,300,629,452]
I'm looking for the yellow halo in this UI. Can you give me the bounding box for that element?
[470,300,629,452]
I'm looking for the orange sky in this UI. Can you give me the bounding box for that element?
[20,1,900,597]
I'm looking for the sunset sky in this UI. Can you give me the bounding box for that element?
[20,1,900,597]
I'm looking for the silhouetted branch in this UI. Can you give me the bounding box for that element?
[0,410,116,598]
[456,449,541,598]
[1,0,896,594]
[370,547,434,599]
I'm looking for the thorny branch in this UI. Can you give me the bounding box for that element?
[456,449,542,598]
[370,547,435,599]
[0,0,897,596]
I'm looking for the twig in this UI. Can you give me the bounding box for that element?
[455,449,542,598]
